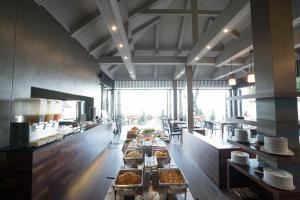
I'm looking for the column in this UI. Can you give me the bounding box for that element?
[251,0,298,150]
[185,65,193,132]
[172,80,178,120]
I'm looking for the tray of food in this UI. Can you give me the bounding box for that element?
[113,169,144,196]
[158,168,188,194]
[123,149,144,167]
[153,149,171,165]
[127,127,139,139]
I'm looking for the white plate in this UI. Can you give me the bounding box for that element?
[260,146,294,156]
[230,137,250,143]
[263,178,295,191]
[229,159,249,165]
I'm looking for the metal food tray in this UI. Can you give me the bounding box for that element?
[123,149,144,167]
[152,149,171,165]
[112,169,144,197]
[158,168,188,195]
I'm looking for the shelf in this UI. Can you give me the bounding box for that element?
[226,118,300,129]
[227,138,299,165]
[227,91,300,101]
[228,159,300,198]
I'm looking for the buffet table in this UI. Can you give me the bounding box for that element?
[106,139,195,200]
[0,121,114,200]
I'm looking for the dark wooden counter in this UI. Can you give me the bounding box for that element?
[182,129,240,189]
[0,122,114,200]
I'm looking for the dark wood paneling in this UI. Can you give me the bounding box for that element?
[0,0,101,147]
[0,123,113,200]
[182,130,240,188]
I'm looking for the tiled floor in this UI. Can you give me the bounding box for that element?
[58,126,237,200]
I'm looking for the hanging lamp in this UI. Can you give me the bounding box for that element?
[247,49,255,83]
[228,59,236,86]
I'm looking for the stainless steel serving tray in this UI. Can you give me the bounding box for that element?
[113,169,144,193]
[158,168,188,194]
[152,148,171,165]
[123,149,144,167]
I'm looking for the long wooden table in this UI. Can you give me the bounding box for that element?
[0,122,114,200]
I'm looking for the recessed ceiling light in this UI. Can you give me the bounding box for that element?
[124,56,128,60]
[118,43,123,48]
[223,28,229,33]
[111,25,117,31]
[195,57,199,61]
[206,45,211,49]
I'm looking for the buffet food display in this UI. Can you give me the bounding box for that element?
[110,126,190,200]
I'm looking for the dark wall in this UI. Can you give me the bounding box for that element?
[0,0,101,147]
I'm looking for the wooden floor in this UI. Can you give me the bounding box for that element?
[58,131,237,200]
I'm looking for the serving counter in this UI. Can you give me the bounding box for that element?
[181,129,239,189]
[0,121,114,200]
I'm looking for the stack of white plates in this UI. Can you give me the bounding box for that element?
[232,129,249,142]
[260,136,294,156]
[229,151,249,165]
[263,167,295,190]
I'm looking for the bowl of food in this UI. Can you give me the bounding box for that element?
[158,168,188,194]
[123,149,144,167]
[153,149,171,165]
[113,169,143,196]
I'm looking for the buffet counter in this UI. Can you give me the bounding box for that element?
[182,129,239,188]
[0,121,114,200]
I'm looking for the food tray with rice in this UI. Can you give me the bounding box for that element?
[123,149,144,167]
[152,148,171,166]
[113,169,144,197]
[157,168,188,196]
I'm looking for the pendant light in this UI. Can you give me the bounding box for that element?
[228,59,236,86]
[247,49,255,83]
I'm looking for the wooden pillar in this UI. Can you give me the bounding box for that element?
[111,88,114,121]
[251,0,298,151]
[100,84,104,111]
[185,66,193,132]
[172,80,178,120]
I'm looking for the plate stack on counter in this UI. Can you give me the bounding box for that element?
[112,127,189,200]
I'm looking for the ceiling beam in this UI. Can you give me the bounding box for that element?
[193,66,199,79]
[98,56,217,66]
[134,45,222,53]
[155,22,161,55]
[191,0,199,42]
[141,9,222,16]
[177,0,190,55]
[90,16,160,57]
[70,10,101,38]
[187,0,250,65]
[215,17,300,68]
[100,64,115,79]
[108,65,121,74]
[128,0,160,19]
[216,26,252,67]
[96,0,136,79]
[173,66,185,79]
[212,57,252,80]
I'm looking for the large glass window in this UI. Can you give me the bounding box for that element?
[240,86,256,120]
[178,89,228,122]
[118,90,170,127]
